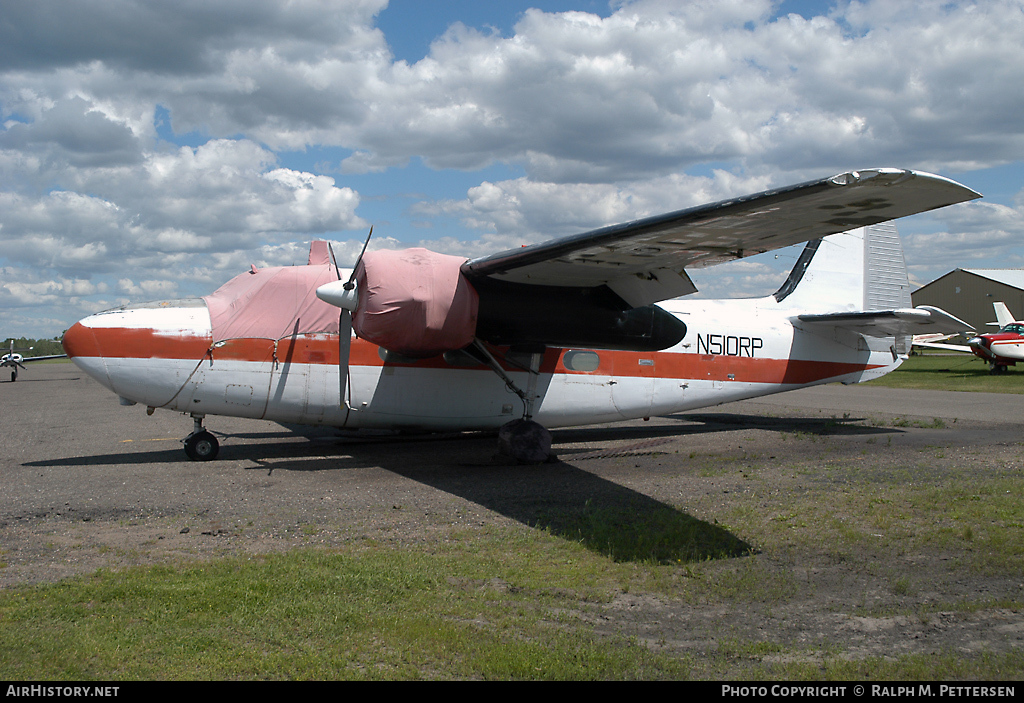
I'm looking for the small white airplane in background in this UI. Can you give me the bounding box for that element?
[62,168,979,462]
[1,340,67,382]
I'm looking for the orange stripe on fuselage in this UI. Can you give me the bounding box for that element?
[65,325,883,385]
[63,322,213,360]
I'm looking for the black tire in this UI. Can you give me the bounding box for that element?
[184,431,219,461]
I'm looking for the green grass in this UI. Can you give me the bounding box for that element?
[4,467,1023,681]
[0,504,756,680]
[0,537,688,680]
[717,468,1024,574]
[784,652,1024,681]
[866,353,1024,393]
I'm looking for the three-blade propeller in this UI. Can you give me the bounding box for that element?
[322,227,373,409]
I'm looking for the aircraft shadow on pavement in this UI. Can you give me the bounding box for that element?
[23,410,896,564]
[2,376,82,384]
[387,455,753,565]
[271,422,759,564]
[22,421,755,564]
[668,412,898,437]
[242,434,753,565]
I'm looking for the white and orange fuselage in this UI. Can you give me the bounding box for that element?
[61,294,899,432]
[57,172,984,459]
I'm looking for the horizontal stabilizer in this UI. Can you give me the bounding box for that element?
[796,305,973,338]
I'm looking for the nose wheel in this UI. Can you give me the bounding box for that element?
[183,414,220,461]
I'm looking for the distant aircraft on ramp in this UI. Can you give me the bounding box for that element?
[1,340,67,382]
[967,303,1024,373]
[913,302,1023,374]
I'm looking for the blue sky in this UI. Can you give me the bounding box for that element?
[2,0,1023,337]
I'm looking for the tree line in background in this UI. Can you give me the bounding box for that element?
[3,336,65,357]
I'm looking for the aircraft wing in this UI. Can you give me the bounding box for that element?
[796,305,974,338]
[1,353,66,368]
[912,341,973,353]
[910,331,974,352]
[462,169,980,308]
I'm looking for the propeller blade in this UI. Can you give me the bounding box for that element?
[347,226,373,288]
[339,309,352,410]
[327,242,342,280]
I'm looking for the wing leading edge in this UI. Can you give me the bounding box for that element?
[462,169,980,308]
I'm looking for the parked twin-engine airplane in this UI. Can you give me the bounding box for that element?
[61,168,979,461]
[916,302,1023,373]
[2,340,66,382]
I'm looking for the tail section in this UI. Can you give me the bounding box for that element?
[774,224,972,358]
[773,223,911,314]
[992,302,1015,328]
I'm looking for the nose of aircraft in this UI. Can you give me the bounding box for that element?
[61,320,98,360]
[966,334,993,360]
[62,315,117,393]
[61,299,214,400]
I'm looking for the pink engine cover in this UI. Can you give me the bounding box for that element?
[353,248,479,357]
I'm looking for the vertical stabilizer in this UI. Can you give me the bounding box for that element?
[992,302,1015,327]
[774,223,911,314]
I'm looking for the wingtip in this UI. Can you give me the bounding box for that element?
[830,167,982,201]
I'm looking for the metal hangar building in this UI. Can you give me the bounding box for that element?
[912,269,1024,332]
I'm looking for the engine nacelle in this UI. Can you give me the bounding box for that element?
[352,248,480,358]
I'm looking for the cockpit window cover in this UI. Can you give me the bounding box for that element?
[204,264,341,341]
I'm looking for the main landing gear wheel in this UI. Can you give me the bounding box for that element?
[184,430,219,461]
[498,418,555,464]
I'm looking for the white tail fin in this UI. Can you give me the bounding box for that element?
[992,302,1015,327]
[774,223,917,355]
[773,223,911,314]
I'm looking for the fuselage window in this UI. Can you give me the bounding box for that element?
[562,350,600,372]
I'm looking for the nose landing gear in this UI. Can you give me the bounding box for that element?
[183,414,219,461]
